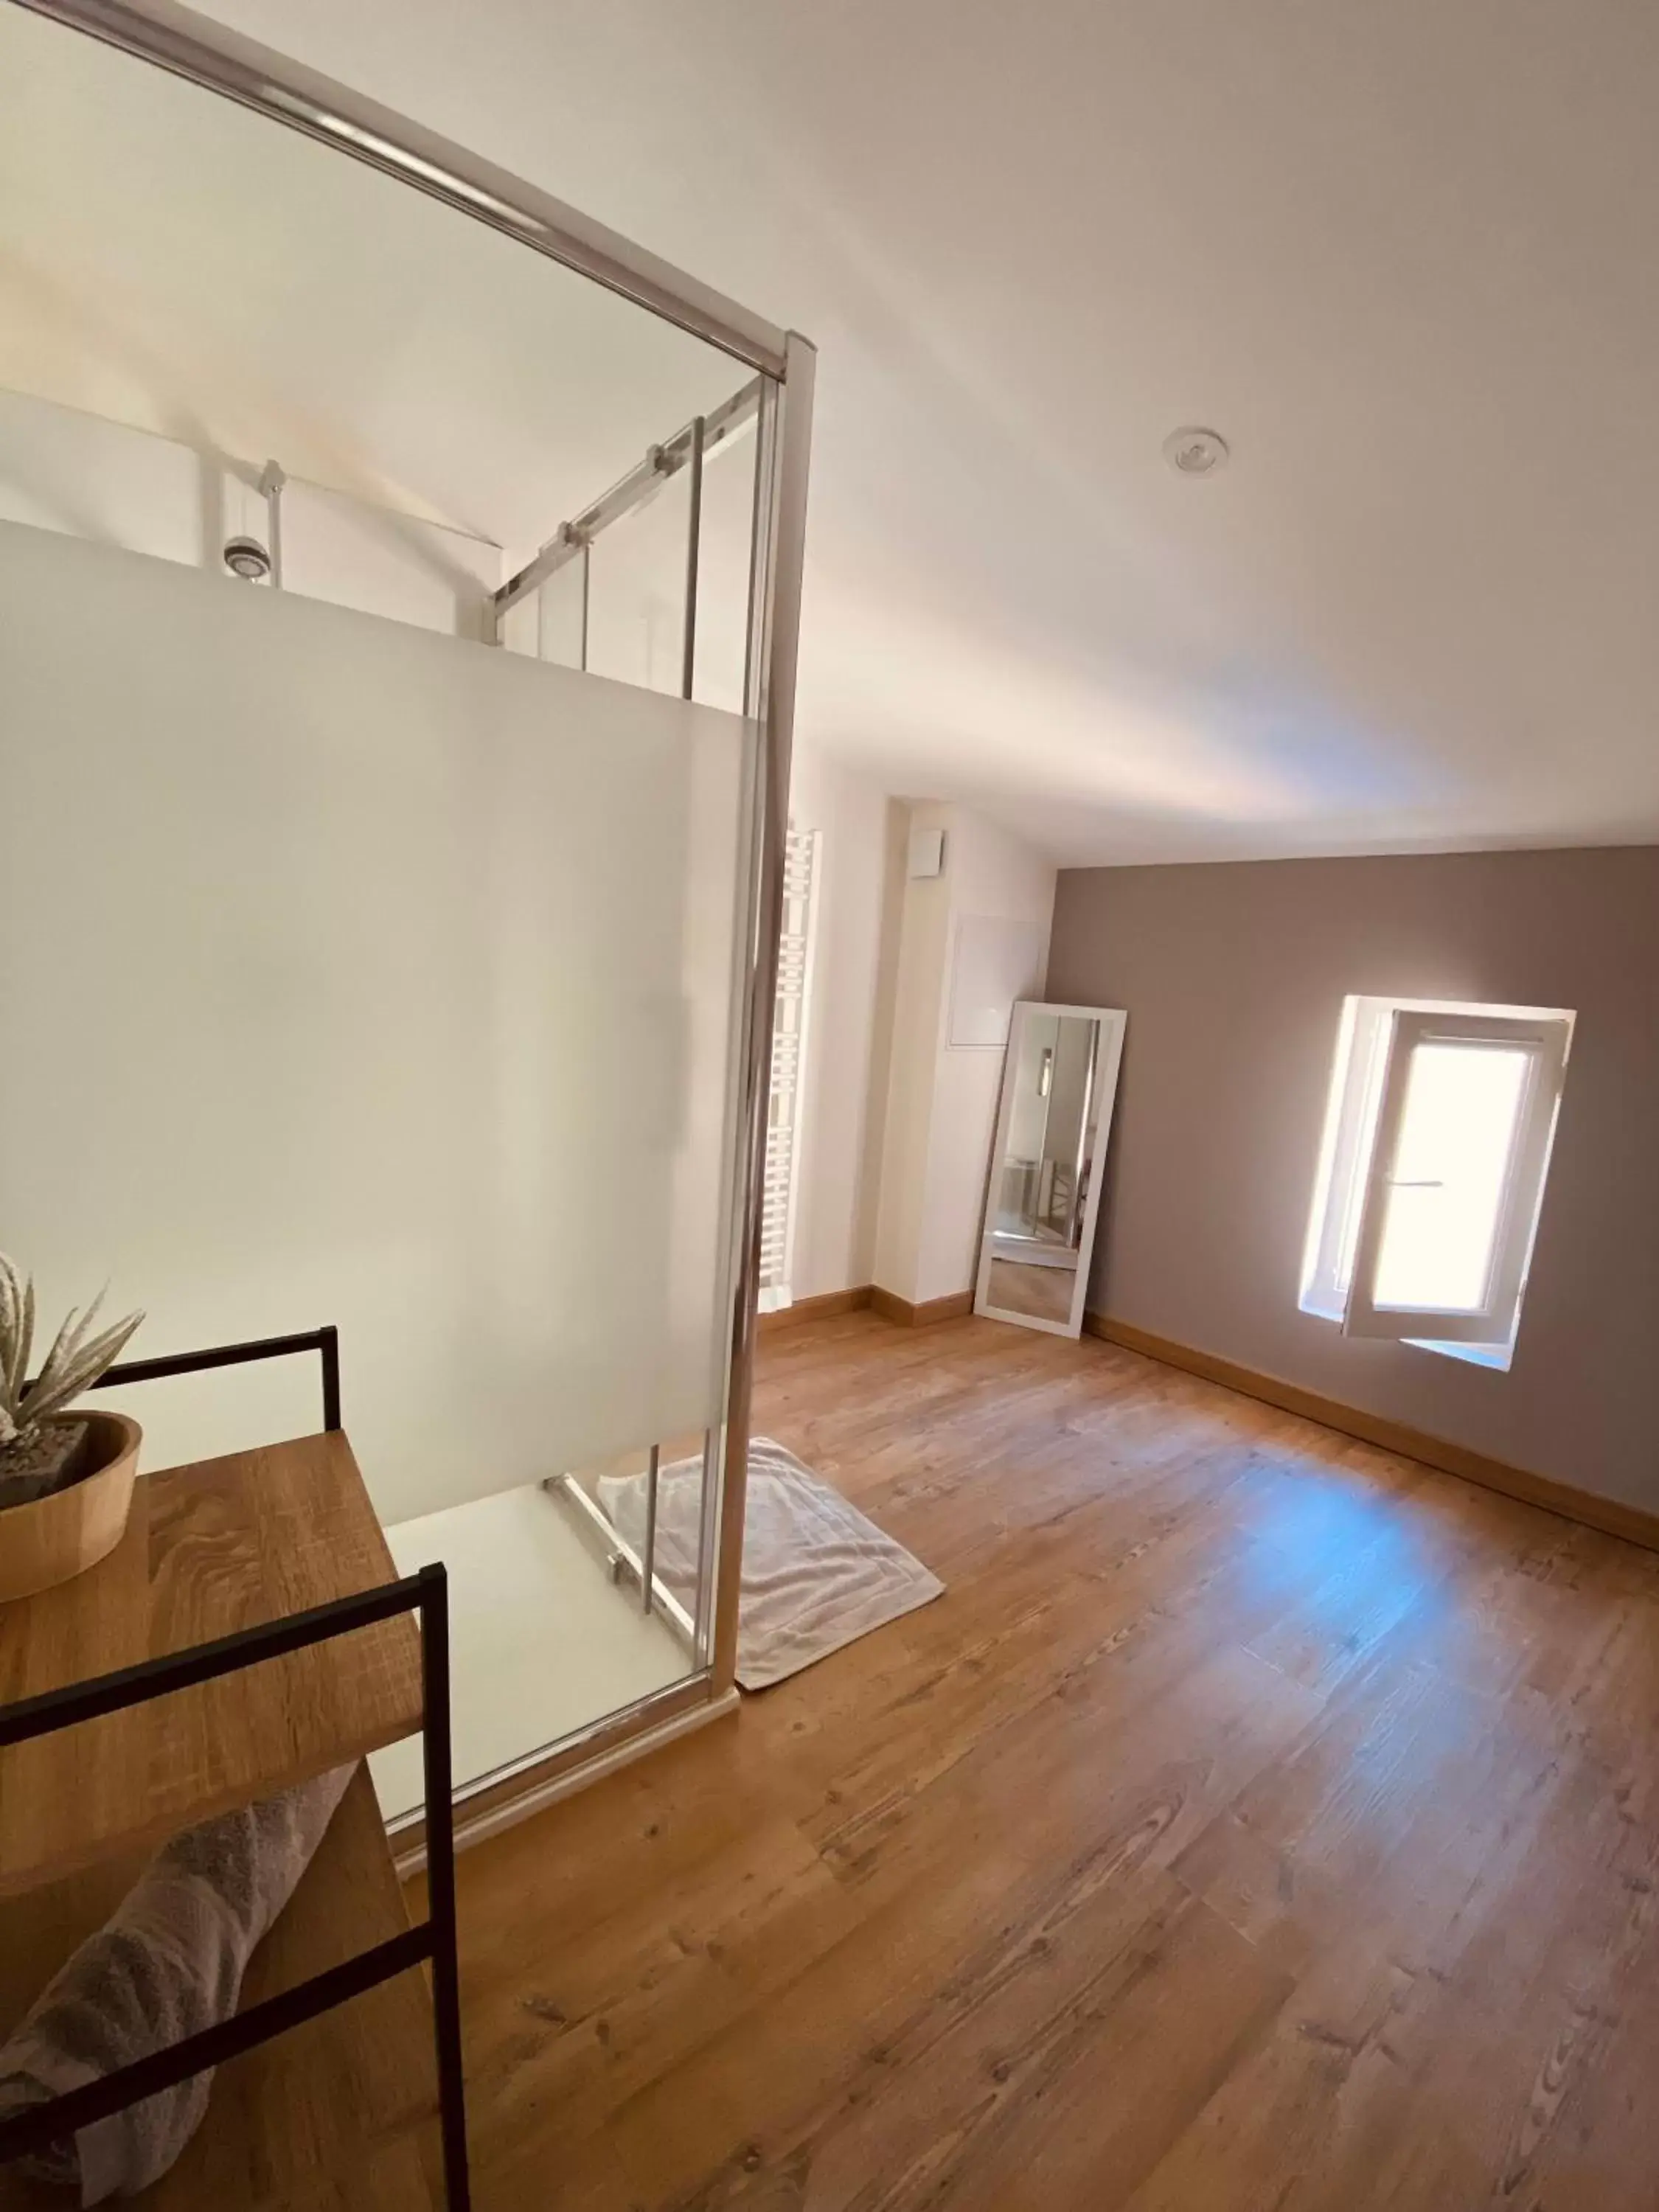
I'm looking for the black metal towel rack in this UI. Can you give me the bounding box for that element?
[0,1328,470,2211]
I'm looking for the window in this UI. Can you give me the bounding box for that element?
[1300,997,1573,1369]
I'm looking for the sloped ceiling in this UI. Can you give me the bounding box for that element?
[18,0,1659,864]
[0,8,747,565]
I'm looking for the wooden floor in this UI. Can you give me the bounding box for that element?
[447,1312,1659,2210]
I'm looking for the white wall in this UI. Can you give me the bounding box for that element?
[870,801,954,1301]
[784,740,904,1301]
[874,803,1057,1307]
[0,386,501,636]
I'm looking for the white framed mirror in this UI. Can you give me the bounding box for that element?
[974,1001,1127,1339]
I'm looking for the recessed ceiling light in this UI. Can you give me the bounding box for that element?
[1164,426,1229,476]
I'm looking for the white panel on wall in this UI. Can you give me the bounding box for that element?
[0,519,751,1522]
[947,914,1046,1048]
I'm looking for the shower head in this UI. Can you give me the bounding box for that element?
[223,535,272,582]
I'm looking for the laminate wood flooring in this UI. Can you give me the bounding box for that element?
[445,1312,1659,2210]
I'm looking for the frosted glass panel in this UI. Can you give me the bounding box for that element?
[1372,1043,1530,1312]
[0,519,751,1522]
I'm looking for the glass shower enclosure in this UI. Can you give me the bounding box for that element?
[0,0,813,1846]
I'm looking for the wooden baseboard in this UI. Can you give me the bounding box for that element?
[757,1284,873,1335]
[869,1286,975,1328]
[757,1284,974,1333]
[1085,1312,1659,1557]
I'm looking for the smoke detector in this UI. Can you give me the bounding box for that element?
[1163,426,1229,477]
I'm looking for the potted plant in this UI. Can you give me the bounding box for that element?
[0,1253,144,1604]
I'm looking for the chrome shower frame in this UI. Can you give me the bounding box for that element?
[10,0,814,1735]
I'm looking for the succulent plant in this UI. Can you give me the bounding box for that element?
[0,1252,143,1459]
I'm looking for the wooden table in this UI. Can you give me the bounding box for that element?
[0,1433,439,2211]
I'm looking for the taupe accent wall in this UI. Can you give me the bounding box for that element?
[1046,848,1659,1512]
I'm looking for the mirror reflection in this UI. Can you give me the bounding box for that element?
[975,1002,1127,1338]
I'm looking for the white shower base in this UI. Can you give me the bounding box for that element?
[369,1480,690,1821]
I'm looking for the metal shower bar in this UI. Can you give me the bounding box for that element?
[680,421,706,701]
[641,1444,662,1614]
[257,459,285,588]
[7,0,789,378]
[541,1470,695,1646]
[492,377,760,627]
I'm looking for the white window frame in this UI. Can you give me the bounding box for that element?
[1300,996,1573,1365]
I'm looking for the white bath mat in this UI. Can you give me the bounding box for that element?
[598,1438,945,1690]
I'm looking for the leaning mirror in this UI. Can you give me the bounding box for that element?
[974,1002,1127,1338]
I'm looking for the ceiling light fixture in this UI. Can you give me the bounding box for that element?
[1163,426,1229,476]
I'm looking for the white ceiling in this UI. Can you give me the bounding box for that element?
[19,0,1659,864]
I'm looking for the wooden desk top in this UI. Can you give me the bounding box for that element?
[0,1431,423,1899]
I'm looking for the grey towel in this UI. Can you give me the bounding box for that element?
[0,1764,354,2203]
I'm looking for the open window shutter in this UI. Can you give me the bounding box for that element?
[1343,1009,1571,1344]
[757,827,820,1311]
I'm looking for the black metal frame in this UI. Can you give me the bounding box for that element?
[92,1323,342,1433]
[0,1333,470,2209]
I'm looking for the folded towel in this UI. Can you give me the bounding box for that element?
[0,1764,354,2203]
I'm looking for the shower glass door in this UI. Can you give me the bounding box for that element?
[0,0,801,1826]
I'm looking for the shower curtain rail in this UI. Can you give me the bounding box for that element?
[7,0,790,378]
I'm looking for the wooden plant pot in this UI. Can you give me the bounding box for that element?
[0,1412,142,1605]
